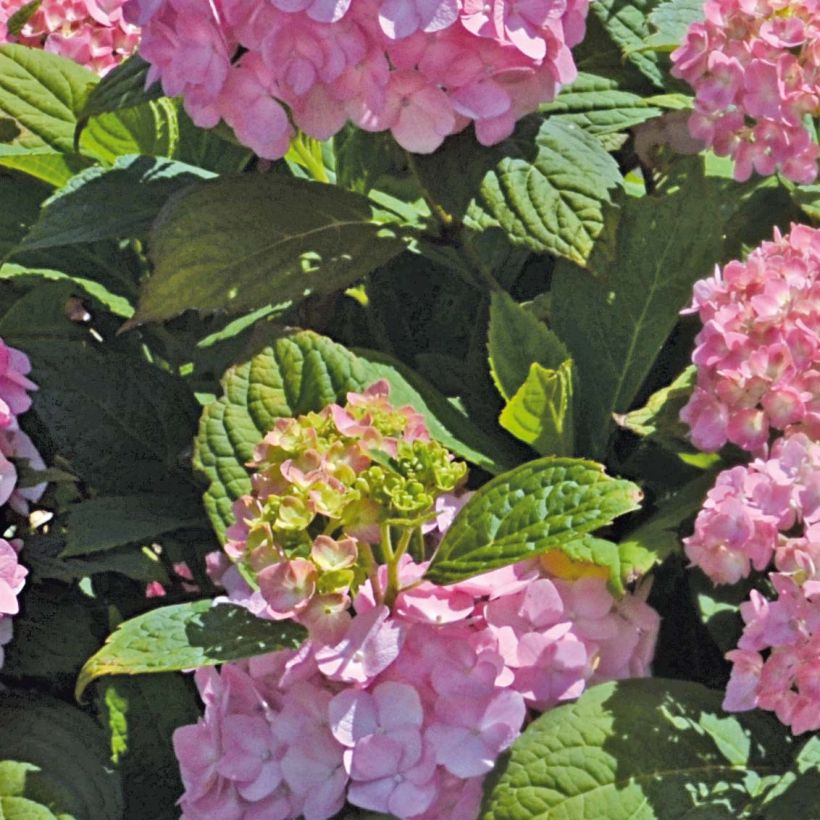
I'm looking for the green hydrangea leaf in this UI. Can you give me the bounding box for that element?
[425,457,642,585]
[76,55,161,122]
[499,360,575,457]
[0,45,96,154]
[552,160,726,457]
[63,493,208,556]
[538,72,663,135]
[96,674,200,820]
[645,0,708,51]
[78,99,180,165]
[614,365,696,450]
[0,693,123,820]
[413,117,622,267]
[618,472,715,582]
[17,155,214,251]
[487,290,570,402]
[131,174,408,325]
[76,601,306,699]
[482,678,797,820]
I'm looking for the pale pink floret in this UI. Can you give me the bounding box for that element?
[314,604,406,683]
[0,539,26,617]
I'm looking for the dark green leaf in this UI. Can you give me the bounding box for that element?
[96,674,200,820]
[0,693,123,820]
[132,174,407,325]
[413,118,622,266]
[77,55,161,122]
[691,569,750,654]
[618,472,714,582]
[6,1,42,36]
[614,365,696,449]
[19,155,214,251]
[0,170,48,259]
[539,72,662,135]
[64,493,207,556]
[19,340,199,494]
[77,601,306,697]
[552,161,725,457]
[0,582,106,687]
[482,678,796,819]
[757,737,820,819]
[426,457,642,585]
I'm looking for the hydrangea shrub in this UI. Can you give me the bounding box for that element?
[0,0,817,816]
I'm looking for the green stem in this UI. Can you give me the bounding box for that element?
[360,543,383,605]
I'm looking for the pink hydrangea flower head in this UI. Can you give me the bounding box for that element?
[682,225,820,453]
[129,0,592,157]
[1,0,140,74]
[671,0,820,183]
[723,574,820,734]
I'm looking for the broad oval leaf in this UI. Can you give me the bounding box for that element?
[131,174,408,325]
[0,44,96,153]
[76,600,306,699]
[0,692,123,820]
[552,160,726,457]
[413,118,622,267]
[482,678,797,819]
[63,492,207,556]
[426,457,642,585]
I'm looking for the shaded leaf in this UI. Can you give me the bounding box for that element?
[487,290,569,402]
[77,55,161,122]
[19,155,214,250]
[552,161,725,457]
[18,340,199,494]
[63,493,207,556]
[0,693,123,820]
[96,674,199,820]
[133,174,407,325]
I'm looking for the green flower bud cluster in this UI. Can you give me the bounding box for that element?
[224,381,467,609]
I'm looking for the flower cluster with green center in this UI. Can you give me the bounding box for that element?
[224,380,467,639]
